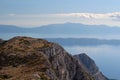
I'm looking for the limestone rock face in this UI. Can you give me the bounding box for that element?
[0,36,94,80]
[39,43,93,80]
[74,53,109,80]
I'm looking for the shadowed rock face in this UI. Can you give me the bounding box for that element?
[0,39,4,44]
[74,53,109,80]
[0,36,94,80]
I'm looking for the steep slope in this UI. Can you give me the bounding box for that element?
[0,36,94,80]
[74,53,109,80]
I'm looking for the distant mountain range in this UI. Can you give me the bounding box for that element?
[1,23,120,35]
[46,38,120,46]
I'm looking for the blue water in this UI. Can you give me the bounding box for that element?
[0,33,120,80]
[64,45,120,80]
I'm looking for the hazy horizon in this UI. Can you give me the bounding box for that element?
[1,0,120,79]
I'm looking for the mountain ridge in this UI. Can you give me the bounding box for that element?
[74,53,108,80]
[1,23,120,35]
[0,36,108,80]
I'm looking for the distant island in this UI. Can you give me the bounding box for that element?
[46,38,120,46]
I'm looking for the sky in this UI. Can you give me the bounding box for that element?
[1,0,120,27]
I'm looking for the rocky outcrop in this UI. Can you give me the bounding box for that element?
[39,43,94,80]
[74,53,109,80]
[0,39,4,44]
[0,36,94,80]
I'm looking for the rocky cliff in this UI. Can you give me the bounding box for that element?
[74,53,109,80]
[0,39,3,44]
[0,36,94,80]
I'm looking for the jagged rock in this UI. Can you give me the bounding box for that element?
[39,43,94,80]
[74,53,109,80]
[0,36,94,80]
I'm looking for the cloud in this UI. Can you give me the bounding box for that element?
[107,12,120,18]
[56,13,109,19]
[8,13,16,16]
[1,12,120,27]
[56,12,120,19]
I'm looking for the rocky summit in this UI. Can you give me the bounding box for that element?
[74,53,109,80]
[0,36,107,80]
